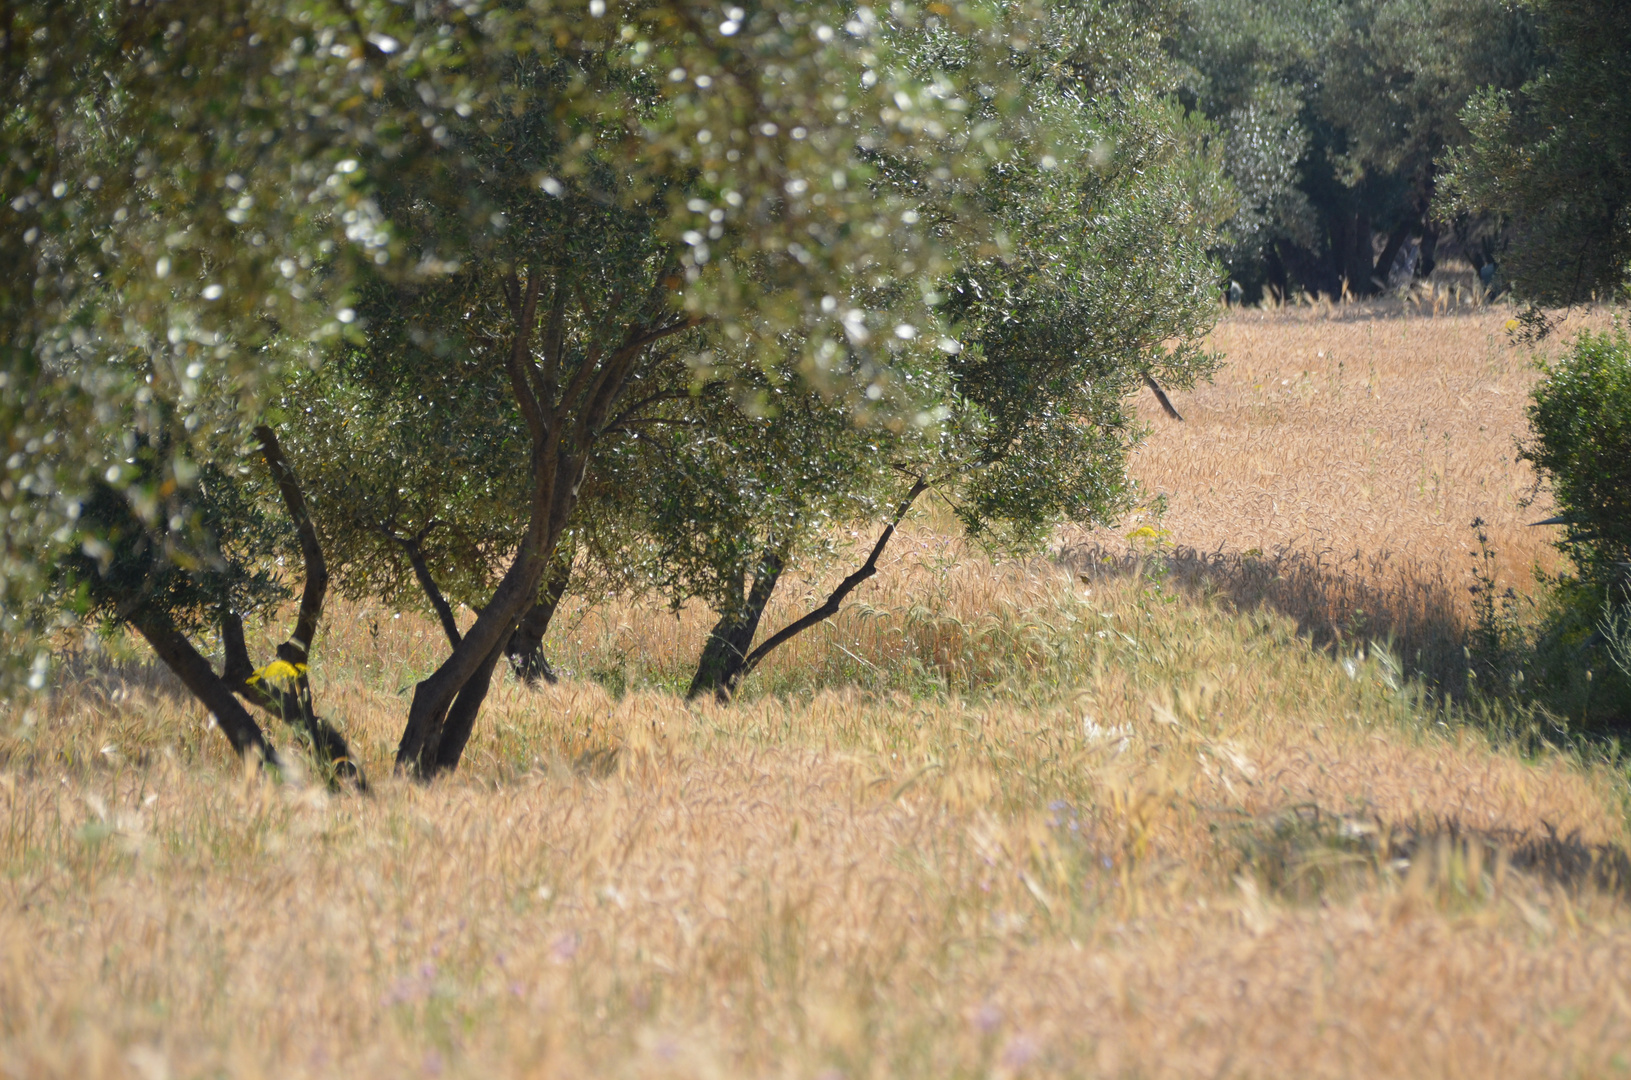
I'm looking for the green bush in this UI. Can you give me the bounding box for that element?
[1524,326,1631,591]
[1511,325,1631,730]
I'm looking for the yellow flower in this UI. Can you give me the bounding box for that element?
[249,659,308,689]
[1506,318,1520,331]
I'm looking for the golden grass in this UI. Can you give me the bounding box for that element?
[6,305,1631,1079]
[1068,303,1623,684]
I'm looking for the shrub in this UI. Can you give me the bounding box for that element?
[1524,326,1631,592]
[1516,325,1631,729]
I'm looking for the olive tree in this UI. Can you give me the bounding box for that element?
[660,1,1232,702]
[285,0,1046,777]
[2,0,418,701]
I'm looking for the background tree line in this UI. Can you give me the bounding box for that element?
[1170,0,1628,305]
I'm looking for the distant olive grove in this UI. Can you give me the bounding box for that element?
[1173,0,1629,306]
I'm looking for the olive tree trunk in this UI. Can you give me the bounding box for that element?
[506,554,572,686]
[686,543,788,701]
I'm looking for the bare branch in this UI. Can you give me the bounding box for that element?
[735,477,928,684]
[254,424,327,661]
[391,523,462,650]
[1143,374,1184,421]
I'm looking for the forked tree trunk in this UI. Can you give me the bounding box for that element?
[392,272,562,778]
[687,543,788,701]
[396,524,560,777]
[238,425,362,787]
[393,264,700,779]
[390,520,534,777]
[699,478,928,702]
[432,635,509,773]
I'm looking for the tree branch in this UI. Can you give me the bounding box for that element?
[246,426,364,788]
[613,316,705,361]
[574,317,703,451]
[735,477,928,684]
[1143,374,1184,421]
[217,611,288,714]
[221,609,255,686]
[539,276,567,406]
[254,424,328,661]
[603,390,693,435]
[391,523,462,650]
[135,613,278,765]
[507,268,546,447]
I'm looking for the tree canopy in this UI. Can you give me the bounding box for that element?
[1438,0,1631,304]
[1170,0,1535,300]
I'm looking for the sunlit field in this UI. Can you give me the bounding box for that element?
[7,300,1631,1079]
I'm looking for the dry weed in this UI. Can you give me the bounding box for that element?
[4,307,1631,1079]
[1071,304,1623,684]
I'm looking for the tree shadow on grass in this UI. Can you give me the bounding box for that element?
[1060,540,1475,694]
[1226,802,1631,903]
[55,651,189,701]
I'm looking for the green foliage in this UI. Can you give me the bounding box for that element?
[602,364,905,619]
[1524,327,1631,591]
[3,0,1055,699]
[1172,0,1534,299]
[1,0,402,685]
[6,0,1226,763]
[942,67,1226,546]
[1438,0,1631,304]
[275,365,528,613]
[296,0,1227,640]
[1461,330,1631,733]
[53,434,295,641]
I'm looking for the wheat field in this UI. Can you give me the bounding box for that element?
[5,302,1631,1079]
